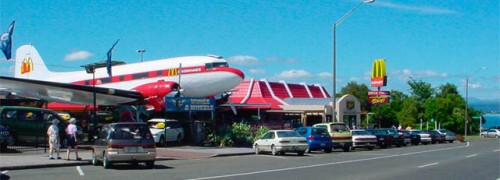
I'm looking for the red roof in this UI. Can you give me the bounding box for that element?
[229,79,330,110]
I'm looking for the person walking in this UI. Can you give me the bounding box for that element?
[47,119,61,159]
[65,118,81,161]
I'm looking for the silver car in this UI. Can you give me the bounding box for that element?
[254,130,308,156]
[435,129,456,143]
[408,130,431,145]
[92,122,156,169]
[351,130,377,150]
[481,129,500,138]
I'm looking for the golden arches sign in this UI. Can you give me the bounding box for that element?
[371,59,387,87]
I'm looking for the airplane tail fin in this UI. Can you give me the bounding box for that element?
[14,44,51,80]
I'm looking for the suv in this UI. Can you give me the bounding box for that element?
[313,122,352,152]
[92,122,156,169]
[0,106,66,146]
[147,119,184,147]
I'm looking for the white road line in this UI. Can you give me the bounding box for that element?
[76,166,85,176]
[493,149,500,152]
[466,154,478,158]
[418,162,439,168]
[188,142,470,180]
[258,155,288,159]
[1,171,8,174]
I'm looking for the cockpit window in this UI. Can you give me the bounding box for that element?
[205,62,228,70]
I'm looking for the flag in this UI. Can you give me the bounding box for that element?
[0,21,15,60]
[106,39,120,77]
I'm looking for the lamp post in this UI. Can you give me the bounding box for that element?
[137,49,146,62]
[464,66,487,136]
[332,0,375,122]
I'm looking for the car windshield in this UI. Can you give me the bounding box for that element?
[277,131,301,138]
[312,128,329,135]
[352,130,368,135]
[110,124,152,140]
[375,130,388,135]
[410,130,422,134]
[330,124,349,132]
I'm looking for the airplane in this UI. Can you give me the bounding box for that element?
[0,44,245,111]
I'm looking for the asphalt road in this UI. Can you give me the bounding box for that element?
[2,139,499,180]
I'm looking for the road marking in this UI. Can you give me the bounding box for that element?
[257,155,288,159]
[188,142,470,180]
[466,154,478,158]
[418,162,439,168]
[76,166,85,176]
[493,149,500,152]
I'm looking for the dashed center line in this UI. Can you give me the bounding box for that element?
[418,162,439,168]
[76,166,85,176]
[466,154,478,158]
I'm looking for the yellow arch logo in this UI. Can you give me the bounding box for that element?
[21,57,34,74]
[371,59,387,87]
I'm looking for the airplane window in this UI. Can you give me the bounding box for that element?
[206,62,228,70]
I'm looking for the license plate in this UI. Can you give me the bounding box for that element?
[320,143,325,147]
[379,138,384,140]
[124,147,143,153]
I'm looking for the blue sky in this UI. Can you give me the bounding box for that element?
[1,0,499,100]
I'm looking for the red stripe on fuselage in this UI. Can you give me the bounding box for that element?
[71,66,244,85]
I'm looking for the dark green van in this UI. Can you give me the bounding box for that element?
[0,106,67,146]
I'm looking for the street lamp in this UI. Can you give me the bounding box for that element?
[464,66,487,136]
[332,0,375,122]
[137,49,146,62]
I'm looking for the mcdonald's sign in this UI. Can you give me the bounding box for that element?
[21,57,34,74]
[371,59,387,87]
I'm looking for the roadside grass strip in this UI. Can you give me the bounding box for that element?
[188,142,470,180]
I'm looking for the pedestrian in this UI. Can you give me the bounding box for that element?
[398,124,402,130]
[65,118,81,161]
[47,118,61,159]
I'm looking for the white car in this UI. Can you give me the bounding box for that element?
[253,130,308,156]
[408,130,431,145]
[481,129,500,138]
[147,119,184,147]
[351,130,377,150]
[435,129,456,143]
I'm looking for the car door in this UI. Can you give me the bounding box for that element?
[94,126,109,160]
[260,132,273,151]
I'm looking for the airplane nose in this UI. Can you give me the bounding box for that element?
[224,67,245,80]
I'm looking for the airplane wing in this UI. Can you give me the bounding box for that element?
[0,76,143,105]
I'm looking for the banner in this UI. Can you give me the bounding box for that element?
[368,90,390,105]
[165,97,215,112]
[371,59,387,87]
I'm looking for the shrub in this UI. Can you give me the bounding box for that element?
[253,126,270,142]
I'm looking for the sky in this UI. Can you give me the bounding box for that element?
[1,0,499,101]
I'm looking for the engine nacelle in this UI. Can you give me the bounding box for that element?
[132,80,179,111]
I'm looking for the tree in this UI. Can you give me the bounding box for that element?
[396,98,419,128]
[340,81,370,112]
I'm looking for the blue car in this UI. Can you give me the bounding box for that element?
[296,126,333,153]
[0,124,11,150]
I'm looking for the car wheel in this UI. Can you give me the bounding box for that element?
[271,145,277,156]
[324,148,332,153]
[254,144,260,155]
[480,134,485,138]
[103,155,112,169]
[92,151,100,166]
[158,136,166,147]
[496,135,499,138]
[448,140,454,143]
[176,134,182,144]
[145,161,154,169]
[297,151,304,156]
[305,148,311,153]
[367,146,374,150]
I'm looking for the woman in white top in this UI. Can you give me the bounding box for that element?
[47,119,61,159]
[65,118,81,161]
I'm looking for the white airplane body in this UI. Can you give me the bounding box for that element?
[2,45,244,110]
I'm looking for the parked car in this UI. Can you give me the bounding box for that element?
[313,122,353,152]
[435,129,456,143]
[408,130,431,145]
[351,130,377,150]
[253,130,308,156]
[295,126,333,153]
[480,129,500,138]
[92,122,156,169]
[365,129,393,148]
[147,119,184,147]
[425,130,445,144]
[0,124,11,150]
[0,106,67,146]
[380,128,403,147]
[399,130,420,146]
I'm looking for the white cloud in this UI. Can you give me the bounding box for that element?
[249,69,266,74]
[392,69,448,80]
[376,2,457,15]
[228,55,259,66]
[276,69,312,79]
[265,56,298,63]
[64,50,93,61]
[469,82,483,89]
[317,72,332,78]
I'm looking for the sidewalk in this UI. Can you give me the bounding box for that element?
[0,146,254,170]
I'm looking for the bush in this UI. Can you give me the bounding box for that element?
[253,126,270,142]
[231,122,252,146]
